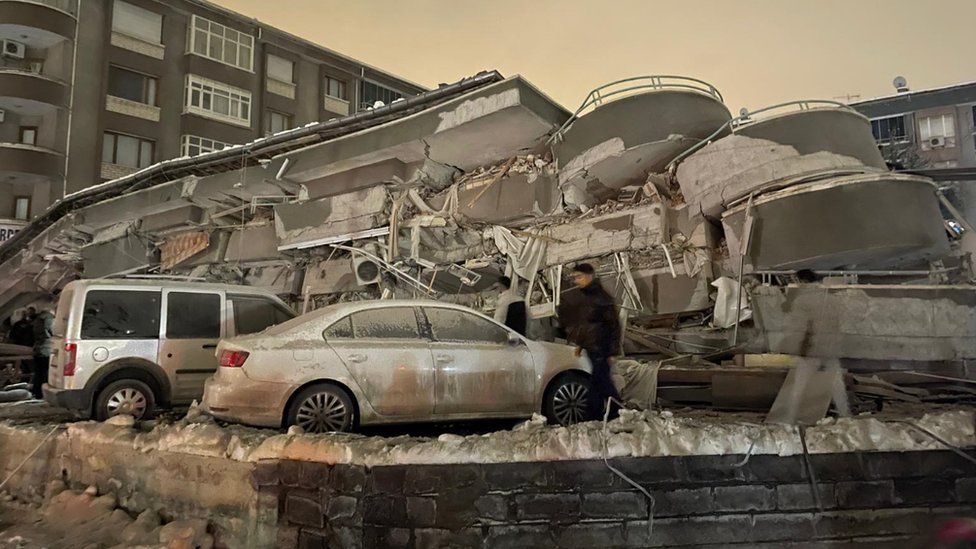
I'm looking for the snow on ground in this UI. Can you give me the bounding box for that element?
[29,403,975,468]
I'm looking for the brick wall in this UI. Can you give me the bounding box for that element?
[260,451,976,548]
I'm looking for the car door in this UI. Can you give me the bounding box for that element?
[325,306,435,418]
[158,289,224,404]
[422,307,535,416]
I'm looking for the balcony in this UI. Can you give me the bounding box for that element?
[106,95,160,122]
[0,142,62,179]
[0,68,68,107]
[0,0,76,39]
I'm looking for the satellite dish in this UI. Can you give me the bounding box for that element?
[893,76,909,92]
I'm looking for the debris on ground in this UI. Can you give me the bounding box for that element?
[0,484,212,549]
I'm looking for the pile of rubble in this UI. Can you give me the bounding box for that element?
[0,72,972,376]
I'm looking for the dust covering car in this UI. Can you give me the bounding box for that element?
[202,300,591,432]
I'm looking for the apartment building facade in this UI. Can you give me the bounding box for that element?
[0,0,424,236]
[851,80,976,171]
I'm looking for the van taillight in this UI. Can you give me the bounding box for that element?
[219,350,249,368]
[63,343,77,376]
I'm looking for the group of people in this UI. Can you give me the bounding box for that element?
[493,263,621,421]
[6,306,54,399]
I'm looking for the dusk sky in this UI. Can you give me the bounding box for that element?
[214,0,976,111]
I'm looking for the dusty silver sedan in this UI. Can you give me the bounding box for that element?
[202,300,591,433]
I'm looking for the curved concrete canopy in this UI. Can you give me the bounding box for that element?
[721,173,949,271]
[554,90,731,207]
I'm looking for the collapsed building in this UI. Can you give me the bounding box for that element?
[0,70,972,380]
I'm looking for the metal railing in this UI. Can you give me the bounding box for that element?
[548,75,724,144]
[665,99,857,172]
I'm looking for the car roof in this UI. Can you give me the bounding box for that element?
[321,299,482,316]
[64,278,282,296]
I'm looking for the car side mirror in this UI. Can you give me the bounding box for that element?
[507,332,521,346]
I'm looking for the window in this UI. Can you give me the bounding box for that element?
[13,197,29,221]
[181,135,230,157]
[323,316,352,339]
[266,54,293,83]
[102,132,154,169]
[112,0,162,44]
[265,110,292,135]
[424,308,509,344]
[870,116,907,144]
[166,292,220,339]
[81,290,161,339]
[185,74,251,126]
[108,66,157,105]
[189,15,253,71]
[229,294,294,335]
[325,76,347,100]
[349,308,420,339]
[18,127,36,146]
[919,114,956,141]
[360,80,402,109]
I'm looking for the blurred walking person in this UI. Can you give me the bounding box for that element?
[567,263,621,420]
[31,307,53,399]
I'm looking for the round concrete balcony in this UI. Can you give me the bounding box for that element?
[0,69,68,108]
[0,1,76,40]
[0,142,63,180]
[552,76,731,207]
[733,104,886,169]
[721,172,948,271]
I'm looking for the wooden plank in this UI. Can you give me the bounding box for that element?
[712,373,785,409]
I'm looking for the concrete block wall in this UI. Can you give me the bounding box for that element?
[265,451,976,548]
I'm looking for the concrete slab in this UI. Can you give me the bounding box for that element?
[722,173,949,271]
[752,284,976,361]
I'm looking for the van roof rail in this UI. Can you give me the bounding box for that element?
[108,274,209,282]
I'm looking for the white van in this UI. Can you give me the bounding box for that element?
[43,278,295,420]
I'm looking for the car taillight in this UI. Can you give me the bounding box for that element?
[63,343,77,376]
[219,350,249,368]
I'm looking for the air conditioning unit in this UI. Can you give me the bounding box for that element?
[352,254,382,286]
[2,40,25,60]
[930,136,946,148]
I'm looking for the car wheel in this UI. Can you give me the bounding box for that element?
[544,372,590,426]
[287,384,355,434]
[95,379,155,421]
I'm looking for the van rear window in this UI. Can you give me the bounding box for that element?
[229,294,295,335]
[81,290,161,339]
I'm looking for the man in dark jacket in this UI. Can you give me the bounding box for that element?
[9,307,35,348]
[567,263,622,420]
[31,308,53,399]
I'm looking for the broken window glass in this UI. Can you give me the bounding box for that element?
[81,290,160,340]
[230,294,294,335]
[166,292,220,339]
[350,308,420,339]
[424,308,509,344]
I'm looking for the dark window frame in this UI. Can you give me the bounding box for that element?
[264,109,293,135]
[108,65,158,106]
[13,196,30,221]
[324,75,347,101]
[18,126,37,145]
[102,131,155,169]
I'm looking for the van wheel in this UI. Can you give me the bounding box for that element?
[544,372,590,426]
[95,379,155,421]
[287,384,355,434]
